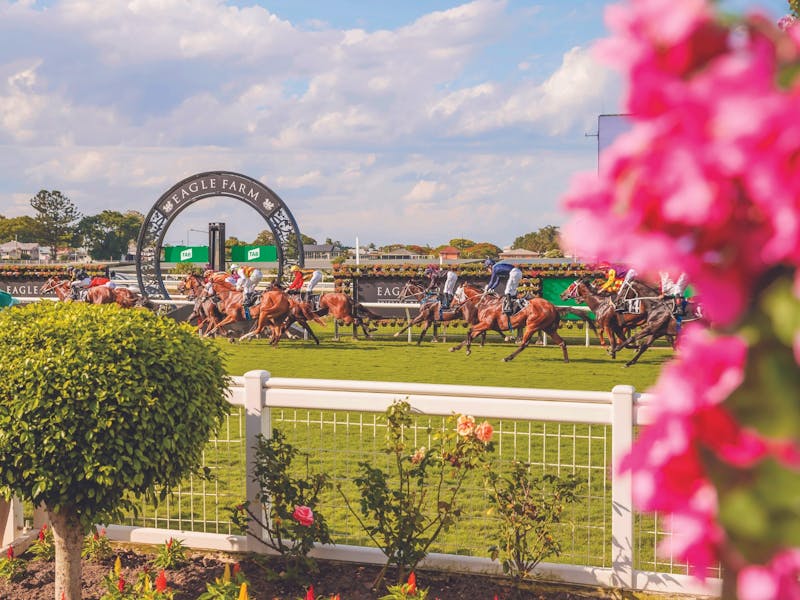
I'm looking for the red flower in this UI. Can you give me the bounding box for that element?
[233,562,241,577]
[405,572,417,595]
[117,576,125,592]
[6,546,13,559]
[155,570,168,592]
[305,584,315,600]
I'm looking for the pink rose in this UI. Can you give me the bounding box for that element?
[411,447,426,464]
[456,415,475,436]
[474,421,494,443]
[292,505,314,527]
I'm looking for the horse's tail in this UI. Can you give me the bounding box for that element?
[557,306,596,333]
[355,302,384,321]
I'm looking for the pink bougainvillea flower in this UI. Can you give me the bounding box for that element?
[456,415,476,436]
[293,505,315,527]
[738,548,800,600]
[474,421,494,443]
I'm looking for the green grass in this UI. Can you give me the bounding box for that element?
[115,321,675,572]
[220,321,670,392]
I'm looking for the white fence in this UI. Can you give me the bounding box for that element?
[1,373,718,597]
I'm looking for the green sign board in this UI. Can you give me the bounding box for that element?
[230,245,278,262]
[541,277,593,320]
[163,246,209,263]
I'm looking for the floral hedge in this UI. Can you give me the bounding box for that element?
[0,264,108,279]
[332,261,599,280]
[333,262,603,297]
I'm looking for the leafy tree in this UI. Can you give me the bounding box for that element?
[0,215,45,243]
[406,244,433,256]
[512,225,562,255]
[0,302,229,599]
[448,238,475,250]
[29,190,82,258]
[284,233,317,260]
[252,230,275,245]
[461,242,501,259]
[76,210,143,261]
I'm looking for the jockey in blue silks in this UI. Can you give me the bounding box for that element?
[484,258,515,293]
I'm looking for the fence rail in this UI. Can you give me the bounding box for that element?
[0,373,719,597]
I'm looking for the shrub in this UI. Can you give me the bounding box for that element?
[82,527,115,562]
[486,461,582,582]
[339,400,494,588]
[0,302,230,598]
[0,546,26,582]
[27,523,55,561]
[151,537,188,570]
[232,429,332,580]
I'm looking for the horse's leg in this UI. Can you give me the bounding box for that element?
[549,328,569,363]
[624,333,655,367]
[502,322,537,362]
[394,312,425,337]
[416,318,432,345]
[301,320,320,345]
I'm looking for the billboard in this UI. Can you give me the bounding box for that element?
[598,114,632,167]
[230,245,278,262]
[163,246,209,263]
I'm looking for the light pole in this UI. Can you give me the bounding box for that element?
[186,228,206,245]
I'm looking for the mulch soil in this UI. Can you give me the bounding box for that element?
[0,547,637,600]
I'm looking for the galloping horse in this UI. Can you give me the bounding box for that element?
[41,276,154,309]
[283,294,326,345]
[178,273,223,335]
[393,280,471,344]
[449,293,571,362]
[203,278,293,345]
[560,278,646,358]
[314,292,384,340]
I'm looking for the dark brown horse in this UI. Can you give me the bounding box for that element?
[560,278,646,358]
[314,292,384,340]
[178,273,223,335]
[393,280,473,344]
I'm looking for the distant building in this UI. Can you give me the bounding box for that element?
[303,243,346,260]
[438,246,461,260]
[499,248,540,261]
[0,241,42,260]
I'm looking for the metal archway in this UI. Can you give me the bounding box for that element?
[135,171,304,299]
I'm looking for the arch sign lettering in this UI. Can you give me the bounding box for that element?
[136,171,304,299]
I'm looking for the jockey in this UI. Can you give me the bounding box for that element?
[659,271,688,316]
[235,264,263,308]
[305,269,323,304]
[597,263,628,294]
[423,264,445,293]
[441,269,458,309]
[68,266,91,300]
[613,268,638,311]
[227,264,240,286]
[484,258,514,294]
[287,264,305,293]
[502,266,523,316]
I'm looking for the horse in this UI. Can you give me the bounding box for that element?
[449,294,571,362]
[314,292,384,340]
[612,285,708,367]
[41,276,154,309]
[203,278,293,345]
[283,294,326,345]
[560,278,646,358]
[393,280,469,344]
[178,273,224,336]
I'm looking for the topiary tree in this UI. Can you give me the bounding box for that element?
[0,302,230,600]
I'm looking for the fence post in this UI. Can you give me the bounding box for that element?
[611,384,635,589]
[243,370,269,553]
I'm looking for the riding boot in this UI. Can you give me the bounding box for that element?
[502,294,512,314]
[243,293,254,308]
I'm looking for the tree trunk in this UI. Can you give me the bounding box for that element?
[48,506,84,600]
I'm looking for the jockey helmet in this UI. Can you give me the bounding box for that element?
[291,265,300,272]
[483,258,495,268]
[203,269,214,278]
[230,264,240,273]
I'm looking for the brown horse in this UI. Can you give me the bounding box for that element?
[449,294,570,362]
[314,292,384,340]
[560,278,645,358]
[41,276,153,309]
[178,273,224,335]
[283,294,326,345]
[393,280,472,344]
[201,278,293,345]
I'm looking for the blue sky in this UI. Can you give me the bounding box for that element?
[0,0,790,249]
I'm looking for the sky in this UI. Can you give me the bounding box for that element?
[0,0,790,250]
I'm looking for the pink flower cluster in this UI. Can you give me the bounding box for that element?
[561,0,800,328]
[293,505,314,527]
[456,415,494,442]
